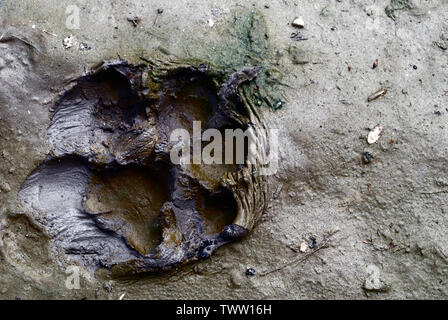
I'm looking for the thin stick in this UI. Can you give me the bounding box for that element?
[259,235,334,277]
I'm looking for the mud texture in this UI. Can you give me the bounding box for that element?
[1,0,448,300]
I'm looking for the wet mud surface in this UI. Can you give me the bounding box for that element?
[1,0,448,299]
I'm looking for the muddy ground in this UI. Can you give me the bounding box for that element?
[0,0,448,299]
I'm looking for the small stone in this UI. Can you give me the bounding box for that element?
[367,125,383,144]
[272,184,283,199]
[292,16,305,28]
[290,32,307,41]
[309,236,317,248]
[363,265,390,292]
[0,181,11,193]
[127,17,141,27]
[367,88,387,102]
[63,35,76,49]
[299,242,308,253]
[103,281,114,293]
[79,42,92,51]
[245,267,256,276]
[288,191,296,198]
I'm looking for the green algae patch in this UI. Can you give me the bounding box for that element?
[204,9,287,111]
[133,9,287,111]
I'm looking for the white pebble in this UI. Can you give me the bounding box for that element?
[367,125,383,144]
[292,16,305,28]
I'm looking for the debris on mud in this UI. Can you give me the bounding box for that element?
[259,232,338,277]
[292,17,305,28]
[434,35,448,51]
[363,265,391,293]
[246,268,256,276]
[290,32,307,41]
[309,236,317,248]
[62,35,76,49]
[79,42,92,51]
[367,125,383,144]
[367,88,387,102]
[0,181,11,193]
[127,17,141,27]
[362,151,374,164]
[118,293,126,300]
[103,281,114,293]
[272,184,283,199]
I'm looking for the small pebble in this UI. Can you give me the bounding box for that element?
[299,242,308,253]
[79,42,92,51]
[363,151,373,164]
[292,16,305,28]
[245,268,256,276]
[0,182,11,193]
[309,236,317,248]
[367,125,383,144]
[230,270,243,287]
[63,35,76,49]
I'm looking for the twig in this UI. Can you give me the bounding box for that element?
[259,233,336,277]
[420,190,448,195]
[41,29,57,37]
